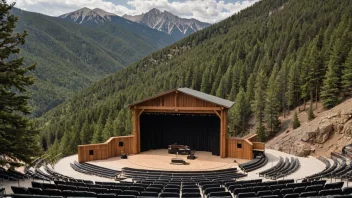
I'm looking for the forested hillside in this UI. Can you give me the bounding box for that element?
[39,0,352,157]
[13,8,177,116]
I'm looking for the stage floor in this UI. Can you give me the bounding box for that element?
[88,149,247,171]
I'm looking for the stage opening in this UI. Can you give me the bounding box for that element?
[140,113,220,156]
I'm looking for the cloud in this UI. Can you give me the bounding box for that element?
[9,0,259,23]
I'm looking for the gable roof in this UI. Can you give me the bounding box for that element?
[128,88,235,109]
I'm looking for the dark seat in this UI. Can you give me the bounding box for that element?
[97,193,117,198]
[234,187,251,195]
[299,191,318,197]
[109,189,123,195]
[43,189,62,196]
[238,192,257,198]
[343,187,352,195]
[311,180,326,186]
[159,192,179,197]
[257,190,272,196]
[182,192,202,198]
[305,185,323,192]
[202,184,221,191]
[293,187,305,194]
[208,191,232,198]
[146,187,162,193]
[270,184,285,190]
[90,187,107,194]
[204,187,225,196]
[27,187,44,195]
[140,191,158,197]
[163,188,179,193]
[324,182,344,190]
[283,193,299,198]
[57,184,77,191]
[280,188,293,195]
[31,182,43,189]
[11,186,29,194]
[117,195,136,198]
[272,189,281,195]
[252,186,263,193]
[123,190,140,196]
[262,196,279,198]
[319,189,342,196]
[42,183,57,189]
[182,188,200,193]
[278,180,294,184]
[129,186,145,192]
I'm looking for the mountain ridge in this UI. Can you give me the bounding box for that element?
[123,8,210,36]
[13,7,178,116]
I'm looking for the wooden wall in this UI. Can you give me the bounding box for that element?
[139,92,218,108]
[226,138,254,160]
[78,136,133,163]
[252,142,265,150]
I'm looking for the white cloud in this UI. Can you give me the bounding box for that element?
[9,0,259,23]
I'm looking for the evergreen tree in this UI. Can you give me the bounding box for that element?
[256,125,267,142]
[286,62,301,109]
[0,0,39,167]
[292,111,300,129]
[308,102,315,121]
[102,116,114,141]
[200,66,211,93]
[321,56,340,108]
[264,67,280,136]
[342,48,352,96]
[80,118,90,144]
[253,70,267,127]
[229,87,249,136]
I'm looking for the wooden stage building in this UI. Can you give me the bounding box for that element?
[78,88,265,163]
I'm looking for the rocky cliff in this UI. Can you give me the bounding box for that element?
[267,98,352,157]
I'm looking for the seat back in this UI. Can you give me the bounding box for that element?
[238,192,257,198]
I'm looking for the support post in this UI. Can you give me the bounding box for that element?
[132,108,138,154]
[220,109,226,158]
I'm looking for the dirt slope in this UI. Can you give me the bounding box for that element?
[266,98,352,157]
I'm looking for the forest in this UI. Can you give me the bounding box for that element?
[38,0,352,159]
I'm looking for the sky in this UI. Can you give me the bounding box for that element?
[9,0,260,23]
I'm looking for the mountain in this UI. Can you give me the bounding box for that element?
[39,0,352,158]
[59,7,116,24]
[123,8,210,39]
[13,8,178,117]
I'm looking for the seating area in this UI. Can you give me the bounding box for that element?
[0,167,28,181]
[5,178,352,198]
[239,154,268,172]
[122,167,247,182]
[70,161,121,179]
[305,152,352,181]
[259,157,300,180]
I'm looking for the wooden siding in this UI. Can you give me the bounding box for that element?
[139,92,218,108]
[226,138,253,160]
[78,136,133,163]
[253,142,265,151]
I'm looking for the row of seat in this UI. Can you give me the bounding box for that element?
[259,157,300,179]
[71,161,120,179]
[239,155,268,172]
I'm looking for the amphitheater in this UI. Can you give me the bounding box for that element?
[2,89,352,198]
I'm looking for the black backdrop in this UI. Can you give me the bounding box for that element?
[140,113,220,156]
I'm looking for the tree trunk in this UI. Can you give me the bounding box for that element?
[315,86,318,109]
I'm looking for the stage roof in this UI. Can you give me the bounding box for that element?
[128,87,235,109]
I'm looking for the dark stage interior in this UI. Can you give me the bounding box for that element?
[140,113,220,156]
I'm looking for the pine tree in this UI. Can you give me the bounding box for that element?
[292,111,300,129]
[342,48,352,96]
[264,66,280,136]
[200,66,211,93]
[308,102,315,121]
[229,87,249,136]
[286,62,300,109]
[256,125,267,142]
[0,1,39,167]
[80,118,90,144]
[102,116,114,141]
[253,70,267,127]
[321,55,340,109]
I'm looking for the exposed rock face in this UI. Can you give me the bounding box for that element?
[267,99,352,157]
